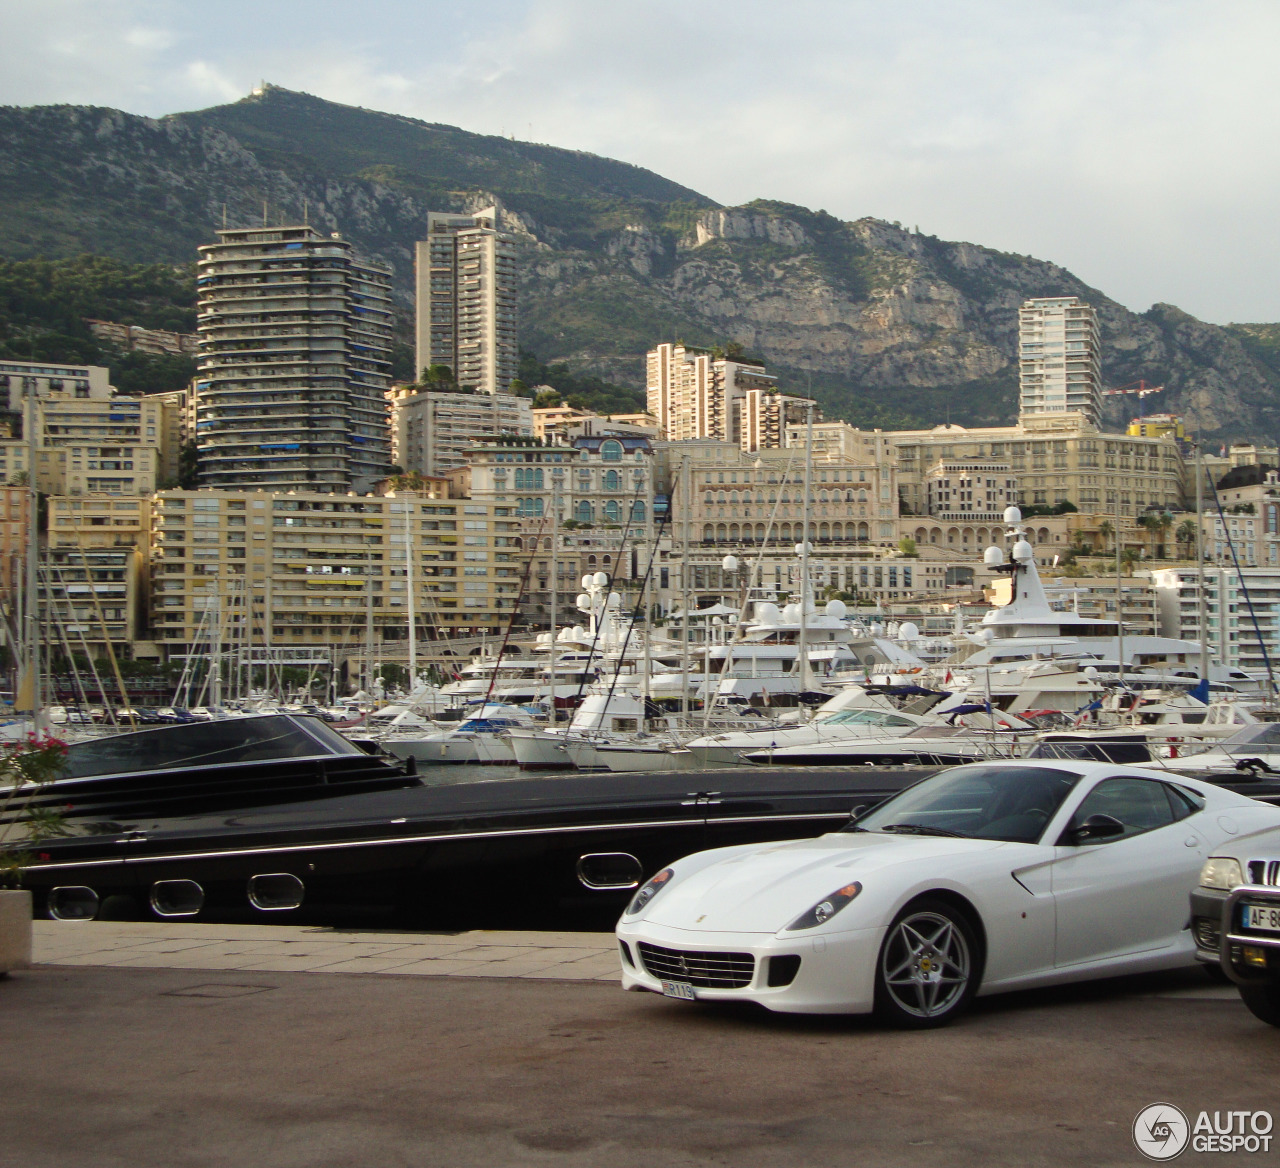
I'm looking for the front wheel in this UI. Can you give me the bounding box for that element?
[874,898,980,1028]
[1239,983,1280,1027]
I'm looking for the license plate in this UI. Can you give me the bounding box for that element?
[661,979,696,1001]
[1242,903,1280,933]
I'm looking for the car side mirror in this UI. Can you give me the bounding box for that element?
[1070,813,1125,844]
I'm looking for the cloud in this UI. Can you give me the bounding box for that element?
[181,61,240,103]
[0,0,1276,322]
[124,26,175,51]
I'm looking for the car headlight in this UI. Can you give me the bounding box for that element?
[1200,857,1245,891]
[784,882,863,931]
[626,868,674,915]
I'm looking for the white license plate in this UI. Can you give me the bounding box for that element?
[661,979,696,1001]
[1242,903,1280,933]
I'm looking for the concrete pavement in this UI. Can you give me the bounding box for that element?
[31,920,621,981]
[1,921,1275,1167]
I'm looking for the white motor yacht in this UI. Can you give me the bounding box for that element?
[507,690,692,773]
[943,509,1241,684]
[684,686,929,766]
[380,703,542,765]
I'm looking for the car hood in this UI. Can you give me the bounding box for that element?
[644,832,1007,934]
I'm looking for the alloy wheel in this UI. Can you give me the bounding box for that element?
[880,909,972,1020]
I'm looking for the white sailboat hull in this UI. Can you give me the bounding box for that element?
[563,739,696,773]
[506,728,576,771]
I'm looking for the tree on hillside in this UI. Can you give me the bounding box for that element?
[1176,519,1199,558]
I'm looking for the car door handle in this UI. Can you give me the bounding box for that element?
[1184,836,1200,848]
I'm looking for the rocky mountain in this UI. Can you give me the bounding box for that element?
[0,84,1275,441]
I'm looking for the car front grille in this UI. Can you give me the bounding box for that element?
[637,942,755,989]
[1247,859,1280,886]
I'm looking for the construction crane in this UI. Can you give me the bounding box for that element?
[1102,380,1165,418]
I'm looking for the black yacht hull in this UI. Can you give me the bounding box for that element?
[23,766,937,931]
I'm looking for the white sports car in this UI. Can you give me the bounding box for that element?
[616,761,1280,1026]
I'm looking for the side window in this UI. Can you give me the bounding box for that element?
[1071,777,1176,841]
[1165,783,1204,822]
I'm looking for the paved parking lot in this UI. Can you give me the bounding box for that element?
[2,923,1278,1167]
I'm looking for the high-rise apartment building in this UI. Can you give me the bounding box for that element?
[147,488,520,667]
[0,359,168,496]
[740,389,813,452]
[1018,296,1102,426]
[195,226,393,493]
[646,343,812,449]
[414,209,518,394]
[389,385,533,477]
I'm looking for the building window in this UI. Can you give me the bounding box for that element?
[630,501,646,523]
[601,441,622,462]
[603,469,621,491]
[575,501,593,523]
[604,499,621,523]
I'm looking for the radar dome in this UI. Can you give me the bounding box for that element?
[1004,505,1022,524]
[824,599,847,619]
[606,591,622,608]
[781,603,800,622]
[899,621,920,641]
[575,593,591,611]
[756,602,781,624]
[983,545,1004,566]
[592,571,608,587]
[1013,539,1035,562]
[581,574,593,590]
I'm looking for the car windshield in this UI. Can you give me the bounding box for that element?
[853,764,1084,844]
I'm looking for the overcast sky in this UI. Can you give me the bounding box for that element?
[1,0,1276,324]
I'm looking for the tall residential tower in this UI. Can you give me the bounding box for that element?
[1017,296,1102,427]
[195,225,393,493]
[646,343,810,450]
[414,208,518,394]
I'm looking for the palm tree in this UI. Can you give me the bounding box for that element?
[1098,520,1114,554]
[1177,519,1199,559]
[1153,512,1174,558]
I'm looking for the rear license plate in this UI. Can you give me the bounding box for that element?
[661,979,696,1001]
[1242,903,1280,933]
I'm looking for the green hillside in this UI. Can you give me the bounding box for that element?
[0,254,196,396]
[0,86,1276,440]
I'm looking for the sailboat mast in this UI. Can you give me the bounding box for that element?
[23,389,42,730]
[210,587,222,709]
[550,479,560,718]
[795,401,814,691]
[680,453,691,721]
[1115,487,1124,689]
[1195,440,1209,682]
[405,492,416,688]
[365,547,374,696]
